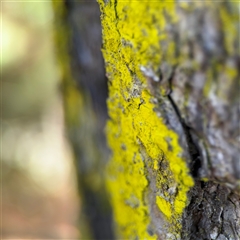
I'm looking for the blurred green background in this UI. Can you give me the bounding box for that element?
[2,1,80,238]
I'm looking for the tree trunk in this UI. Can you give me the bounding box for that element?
[98,1,240,239]
[53,1,114,239]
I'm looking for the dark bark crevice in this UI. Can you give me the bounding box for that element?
[165,67,202,178]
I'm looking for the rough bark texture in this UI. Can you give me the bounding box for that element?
[98,1,240,239]
[53,0,239,239]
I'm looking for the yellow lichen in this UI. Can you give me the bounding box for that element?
[156,196,172,219]
[219,2,239,56]
[99,0,194,238]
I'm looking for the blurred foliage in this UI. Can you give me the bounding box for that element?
[2,1,79,238]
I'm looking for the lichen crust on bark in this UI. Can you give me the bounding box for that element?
[98,1,195,238]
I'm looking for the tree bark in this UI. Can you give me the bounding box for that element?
[98,1,240,239]
[53,1,114,239]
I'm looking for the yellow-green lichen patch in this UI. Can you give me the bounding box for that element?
[219,2,239,56]
[99,0,194,238]
[156,196,172,219]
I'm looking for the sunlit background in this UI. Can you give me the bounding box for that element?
[2,1,80,238]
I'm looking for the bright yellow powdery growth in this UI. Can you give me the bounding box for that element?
[98,0,194,239]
